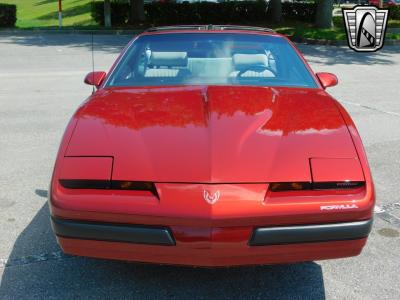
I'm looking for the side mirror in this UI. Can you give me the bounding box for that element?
[84,71,106,88]
[316,72,338,89]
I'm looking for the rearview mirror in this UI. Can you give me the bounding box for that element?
[316,72,338,89]
[84,71,106,87]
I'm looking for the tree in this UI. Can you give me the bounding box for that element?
[269,0,282,23]
[315,0,334,29]
[129,0,145,23]
[104,0,111,28]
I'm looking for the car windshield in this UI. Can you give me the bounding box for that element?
[106,33,318,88]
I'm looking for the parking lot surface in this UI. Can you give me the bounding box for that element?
[0,33,399,299]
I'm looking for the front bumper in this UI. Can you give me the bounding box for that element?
[51,216,372,266]
[51,217,175,246]
[249,219,372,246]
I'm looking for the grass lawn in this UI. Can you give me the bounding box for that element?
[389,19,400,27]
[1,0,96,28]
[275,26,400,41]
[274,17,400,41]
[275,25,347,41]
[1,1,400,40]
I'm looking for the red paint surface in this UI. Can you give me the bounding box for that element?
[49,29,375,266]
[316,72,338,89]
[57,236,367,267]
[84,71,106,88]
[65,86,358,183]
[59,157,112,180]
[310,158,364,182]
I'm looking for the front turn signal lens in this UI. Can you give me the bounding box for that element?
[59,179,159,197]
[269,181,365,192]
[111,181,158,196]
[312,181,365,190]
[269,182,312,192]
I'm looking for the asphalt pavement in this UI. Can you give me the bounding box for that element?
[0,33,399,299]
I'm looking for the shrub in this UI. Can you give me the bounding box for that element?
[333,6,400,29]
[145,2,268,25]
[282,2,317,23]
[92,1,317,26]
[92,1,129,26]
[332,16,344,28]
[389,5,400,20]
[0,3,16,27]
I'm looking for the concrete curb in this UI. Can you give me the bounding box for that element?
[289,36,400,46]
[0,29,143,36]
[289,36,348,46]
[385,39,400,45]
[1,29,399,45]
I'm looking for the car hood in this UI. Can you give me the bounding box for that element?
[66,85,358,182]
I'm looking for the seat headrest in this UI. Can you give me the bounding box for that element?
[233,53,268,70]
[150,51,188,67]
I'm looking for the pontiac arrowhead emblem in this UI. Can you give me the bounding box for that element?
[203,190,220,205]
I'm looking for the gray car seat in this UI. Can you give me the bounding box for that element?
[144,51,190,78]
[229,53,275,78]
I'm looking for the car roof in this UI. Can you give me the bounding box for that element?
[140,25,284,38]
[146,25,274,33]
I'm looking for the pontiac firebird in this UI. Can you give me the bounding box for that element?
[49,25,374,267]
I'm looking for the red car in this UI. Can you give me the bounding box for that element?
[368,0,400,7]
[50,25,374,267]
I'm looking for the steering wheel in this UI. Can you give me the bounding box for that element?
[236,65,277,78]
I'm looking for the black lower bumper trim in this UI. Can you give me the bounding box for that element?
[249,219,373,246]
[51,216,175,246]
